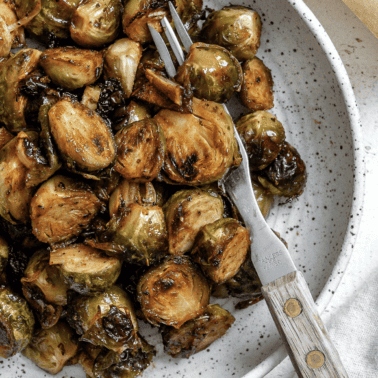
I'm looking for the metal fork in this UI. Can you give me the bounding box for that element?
[148,3,348,377]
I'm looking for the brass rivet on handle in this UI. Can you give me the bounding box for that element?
[306,350,325,369]
[283,298,302,318]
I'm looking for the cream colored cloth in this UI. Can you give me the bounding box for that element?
[340,0,378,37]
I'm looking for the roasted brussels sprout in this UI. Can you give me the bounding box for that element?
[163,189,224,255]
[21,249,69,328]
[15,0,81,40]
[0,285,35,358]
[0,128,13,150]
[122,0,202,44]
[161,304,235,358]
[192,218,250,284]
[30,175,103,245]
[48,98,116,175]
[257,141,307,198]
[67,285,142,353]
[108,179,156,217]
[70,0,122,48]
[175,42,242,103]
[40,47,103,90]
[22,322,79,375]
[137,256,210,328]
[50,244,122,295]
[104,38,143,98]
[201,6,261,62]
[81,85,101,110]
[88,202,168,266]
[240,57,274,111]
[0,236,8,276]
[0,131,59,224]
[115,100,151,131]
[0,48,41,132]
[236,111,286,171]
[114,119,166,182]
[154,98,240,185]
[0,16,12,58]
[80,337,155,378]
[252,178,274,218]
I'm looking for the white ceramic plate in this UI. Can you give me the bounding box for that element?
[1,0,364,377]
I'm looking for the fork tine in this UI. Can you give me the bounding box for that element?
[168,2,193,53]
[148,24,177,78]
[161,17,185,66]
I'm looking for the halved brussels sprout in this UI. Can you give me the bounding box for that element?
[70,0,122,48]
[108,179,156,218]
[175,42,243,103]
[21,249,69,329]
[154,98,240,185]
[0,131,60,224]
[0,48,41,132]
[40,47,103,90]
[257,141,307,198]
[15,0,81,40]
[236,111,286,171]
[137,255,210,328]
[22,322,79,375]
[67,285,142,354]
[0,128,13,150]
[240,57,274,111]
[30,175,103,245]
[201,6,261,62]
[163,189,224,255]
[114,119,166,182]
[122,0,202,44]
[0,285,35,358]
[252,178,274,218]
[88,202,168,266]
[50,244,122,295]
[0,2,25,52]
[48,98,116,175]
[0,237,8,276]
[81,85,101,110]
[161,304,235,358]
[104,38,143,98]
[192,218,250,284]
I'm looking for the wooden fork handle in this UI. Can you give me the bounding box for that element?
[262,271,349,377]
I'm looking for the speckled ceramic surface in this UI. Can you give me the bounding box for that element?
[2,0,364,377]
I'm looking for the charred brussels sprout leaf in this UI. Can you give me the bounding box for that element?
[161,304,235,358]
[252,178,274,218]
[240,57,274,111]
[192,218,250,284]
[104,38,143,98]
[22,322,79,375]
[163,189,224,255]
[0,236,8,276]
[257,141,307,198]
[48,98,116,175]
[201,6,261,62]
[70,0,122,48]
[21,249,69,329]
[137,255,210,328]
[89,203,168,266]
[30,175,103,245]
[0,131,60,224]
[67,285,142,354]
[175,42,242,103]
[15,0,81,40]
[154,98,240,185]
[0,48,41,132]
[115,119,166,182]
[236,111,286,171]
[50,244,122,295]
[40,47,103,90]
[0,285,35,358]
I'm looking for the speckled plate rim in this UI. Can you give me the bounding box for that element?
[242,0,366,377]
